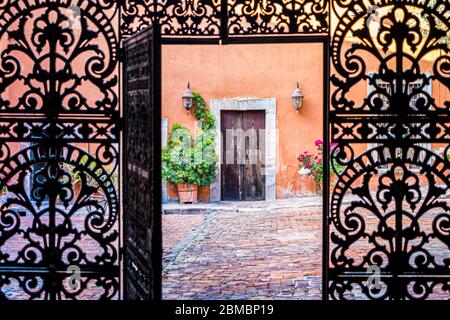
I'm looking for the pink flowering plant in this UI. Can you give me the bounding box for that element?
[298,140,343,193]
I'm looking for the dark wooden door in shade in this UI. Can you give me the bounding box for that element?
[221,111,266,201]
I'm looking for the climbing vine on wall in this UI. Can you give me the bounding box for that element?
[162,93,218,187]
[193,92,216,131]
[193,92,218,186]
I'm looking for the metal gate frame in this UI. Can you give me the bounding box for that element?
[123,25,162,300]
[151,34,331,303]
[120,0,332,301]
[1,0,448,300]
[0,0,331,300]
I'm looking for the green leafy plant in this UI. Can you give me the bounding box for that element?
[193,92,215,130]
[162,124,197,185]
[162,92,217,187]
[1,174,10,196]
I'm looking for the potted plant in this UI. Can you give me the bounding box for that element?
[162,124,217,204]
[298,140,343,194]
[162,92,217,204]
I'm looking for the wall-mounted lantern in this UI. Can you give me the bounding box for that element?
[182,82,194,112]
[291,81,305,112]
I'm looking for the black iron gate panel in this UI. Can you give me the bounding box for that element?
[121,0,329,39]
[0,0,121,300]
[328,0,450,300]
[123,26,161,300]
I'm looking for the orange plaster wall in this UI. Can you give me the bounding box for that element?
[162,43,324,201]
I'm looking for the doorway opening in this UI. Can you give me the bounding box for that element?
[211,98,277,202]
[221,110,266,201]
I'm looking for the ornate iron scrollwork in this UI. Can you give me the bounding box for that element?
[0,1,119,115]
[228,0,328,35]
[120,0,329,38]
[329,0,450,300]
[122,0,222,37]
[121,0,156,37]
[0,0,120,300]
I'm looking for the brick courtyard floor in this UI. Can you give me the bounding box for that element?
[162,195,450,300]
[162,198,323,300]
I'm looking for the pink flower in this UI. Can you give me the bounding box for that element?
[305,162,312,169]
[315,140,323,147]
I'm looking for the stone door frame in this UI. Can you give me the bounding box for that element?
[210,98,277,202]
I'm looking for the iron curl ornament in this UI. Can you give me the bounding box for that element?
[329,0,450,300]
[120,0,329,38]
[331,0,450,115]
[0,144,120,300]
[0,0,119,115]
[228,0,329,35]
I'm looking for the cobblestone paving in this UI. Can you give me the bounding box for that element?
[163,214,205,253]
[162,207,323,300]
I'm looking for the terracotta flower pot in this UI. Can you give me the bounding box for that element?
[297,174,317,196]
[177,183,198,204]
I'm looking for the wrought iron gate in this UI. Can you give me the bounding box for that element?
[121,0,330,41]
[0,0,121,299]
[123,26,162,301]
[328,0,450,299]
[1,0,448,301]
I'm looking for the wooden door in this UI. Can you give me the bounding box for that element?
[221,111,265,201]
